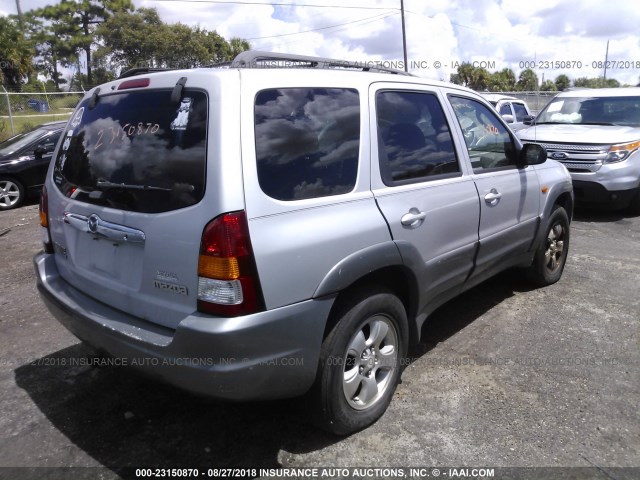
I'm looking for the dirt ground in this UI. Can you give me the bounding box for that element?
[0,200,638,479]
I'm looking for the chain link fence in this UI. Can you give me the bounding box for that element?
[0,89,85,142]
[491,91,559,114]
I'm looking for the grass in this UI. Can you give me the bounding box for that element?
[0,109,72,142]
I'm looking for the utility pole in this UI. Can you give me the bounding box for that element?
[400,0,408,72]
[603,40,610,82]
[15,0,23,28]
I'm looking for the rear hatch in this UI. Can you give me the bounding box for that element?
[47,72,241,329]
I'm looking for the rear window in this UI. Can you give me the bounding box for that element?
[254,88,360,201]
[53,89,207,213]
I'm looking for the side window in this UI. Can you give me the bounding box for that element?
[499,103,512,116]
[512,102,528,122]
[254,88,360,201]
[376,90,459,186]
[449,95,517,172]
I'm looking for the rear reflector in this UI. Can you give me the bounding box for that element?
[118,78,150,90]
[39,185,53,254]
[197,211,264,317]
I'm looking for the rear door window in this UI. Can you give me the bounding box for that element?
[254,88,360,201]
[53,89,207,213]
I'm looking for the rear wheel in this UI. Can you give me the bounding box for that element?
[0,178,25,210]
[527,206,570,286]
[311,287,408,435]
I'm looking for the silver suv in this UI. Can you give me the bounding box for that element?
[35,51,573,435]
[518,87,640,212]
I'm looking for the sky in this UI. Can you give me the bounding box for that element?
[2,0,640,86]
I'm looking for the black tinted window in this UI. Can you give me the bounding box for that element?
[499,104,512,116]
[53,89,207,213]
[255,88,359,201]
[512,102,528,121]
[376,91,459,185]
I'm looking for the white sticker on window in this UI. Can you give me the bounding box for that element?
[69,107,84,128]
[170,98,192,131]
[547,101,563,113]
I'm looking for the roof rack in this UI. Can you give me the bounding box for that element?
[118,67,176,79]
[230,51,412,76]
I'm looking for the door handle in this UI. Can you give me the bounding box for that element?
[401,208,427,228]
[484,189,502,205]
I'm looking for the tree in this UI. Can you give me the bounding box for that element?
[488,68,516,92]
[96,8,250,74]
[0,15,33,87]
[450,62,490,91]
[37,0,134,86]
[540,80,558,91]
[554,74,570,91]
[229,37,251,60]
[573,76,620,88]
[25,12,74,91]
[516,68,538,91]
[94,7,166,72]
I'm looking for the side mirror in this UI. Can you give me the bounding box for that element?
[33,146,46,158]
[523,115,535,126]
[519,143,547,167]
[501,114,514,124]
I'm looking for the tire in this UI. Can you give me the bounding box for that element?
[0,177,25,210]
[527,206,570,286]
[311,287,408,435]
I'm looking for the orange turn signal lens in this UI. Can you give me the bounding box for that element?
[198,255,240,280]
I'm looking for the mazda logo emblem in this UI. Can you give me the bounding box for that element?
[88,214,100,233]
[550,152,568,160]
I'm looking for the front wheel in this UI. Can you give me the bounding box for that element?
[311,287,408,435]
[0,178,25,210]
[527,206,570,286]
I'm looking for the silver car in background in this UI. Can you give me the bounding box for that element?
[518,87,640,212]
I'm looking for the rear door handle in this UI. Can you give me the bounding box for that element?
[484,189,502,205]
[401,208,427,228]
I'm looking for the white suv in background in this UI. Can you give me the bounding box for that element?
[482,94,533,131]
[518,88,640,213]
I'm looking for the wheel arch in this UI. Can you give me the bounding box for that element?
[313,242,421,346]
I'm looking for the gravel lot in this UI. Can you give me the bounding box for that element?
[0,200,638,479]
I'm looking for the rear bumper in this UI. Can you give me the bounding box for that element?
[34,252,333,400]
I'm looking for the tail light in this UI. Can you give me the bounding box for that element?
[39,185,54,254]
[197,211,265,317]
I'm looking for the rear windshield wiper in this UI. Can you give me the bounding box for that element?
[580,122,619,126]
[96,180,173,192]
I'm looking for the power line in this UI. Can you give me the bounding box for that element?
[148,0,399,10]
[252,11,398,48]
[244,11,397,40]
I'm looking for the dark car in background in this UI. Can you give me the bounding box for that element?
[0,121,65,210]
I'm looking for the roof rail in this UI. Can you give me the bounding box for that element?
[230,50,412,76]
[118,67,176,79]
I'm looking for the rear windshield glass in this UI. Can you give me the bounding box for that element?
[254,88,360,201]
[53,89,207,213]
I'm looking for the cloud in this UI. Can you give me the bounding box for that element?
[2,0,639,86]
